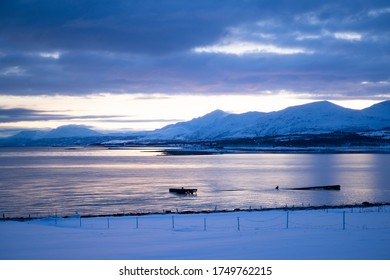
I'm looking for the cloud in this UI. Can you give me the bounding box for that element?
[193,40,312,55]
[39,51,61,59]
[368,7,390,17]
[0,107,125,123]
[0,106,183,128]
[0,66,26,76]
[0,108,56,122]
[0,0,247,55]
[333,32,363,41]
[0,0,389,99]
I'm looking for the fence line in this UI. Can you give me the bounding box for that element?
[33,205,390,232]
[3,203,390,221]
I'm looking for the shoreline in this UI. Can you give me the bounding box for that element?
[160,146,390,155]
[1,145,390,154]
[4,201,390,222]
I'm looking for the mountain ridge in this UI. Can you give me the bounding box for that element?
[1,100,389,146]
[148,100,390,140]
[8,124,102,141]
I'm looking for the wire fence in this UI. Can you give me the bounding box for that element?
[33,205,390,232]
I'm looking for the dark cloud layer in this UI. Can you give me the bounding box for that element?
[0,107,127,123]
[0,107,181,126]
[0,0,389,98]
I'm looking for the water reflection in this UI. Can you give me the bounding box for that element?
[0,147,390,218]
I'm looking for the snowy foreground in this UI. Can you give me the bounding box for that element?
[1,206,390,260]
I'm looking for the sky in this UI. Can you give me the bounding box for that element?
[0,0,389,136]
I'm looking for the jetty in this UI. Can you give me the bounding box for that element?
[169,187,198,195]
[278,185,341,191]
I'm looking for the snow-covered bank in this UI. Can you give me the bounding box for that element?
[160,145,390,155]
[1,206,390,260]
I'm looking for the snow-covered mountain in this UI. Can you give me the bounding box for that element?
[148,100,390,140]
[10,124,101,140]
[2,101,389,147]
[44,125,102,138]
[361,100,390,118]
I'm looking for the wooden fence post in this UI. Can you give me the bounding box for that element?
[343,211,346,230]
[286,211,289,229]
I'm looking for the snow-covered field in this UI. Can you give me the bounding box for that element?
[1,205,389,260]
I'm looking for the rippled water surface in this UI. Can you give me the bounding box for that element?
[1,147,389,218]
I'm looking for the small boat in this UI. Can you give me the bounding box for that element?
[169,187,197,195]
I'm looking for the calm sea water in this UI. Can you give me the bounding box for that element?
[1,147,390,218]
